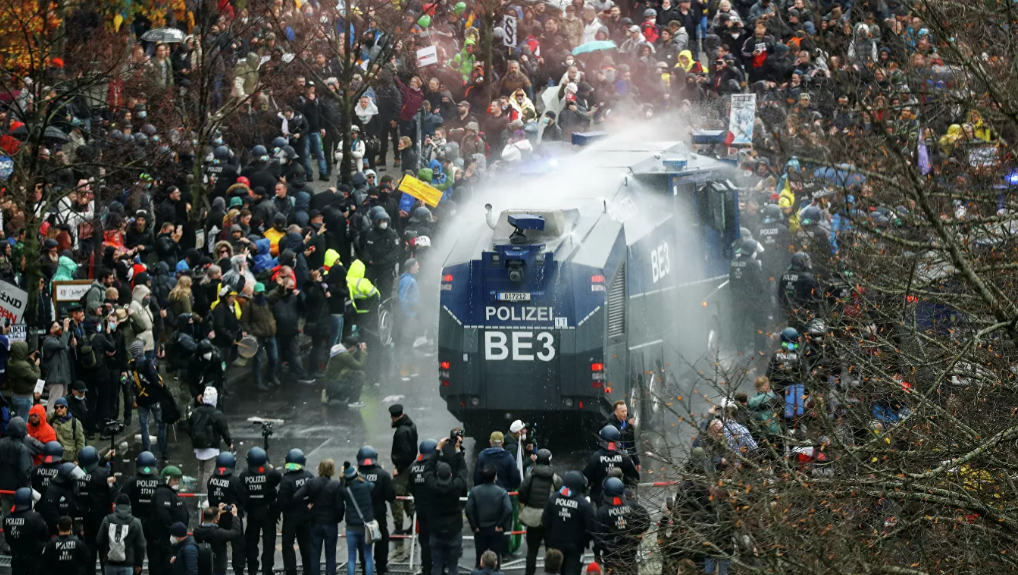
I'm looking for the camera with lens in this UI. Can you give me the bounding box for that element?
[224,504,233,512]
[103,419,125,436]
[261,421,274,439]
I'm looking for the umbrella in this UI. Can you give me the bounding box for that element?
[141,27,186,43]
[571,40,617,55]
[10,124,71,142]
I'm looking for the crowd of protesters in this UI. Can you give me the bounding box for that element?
[0,0,1008,572]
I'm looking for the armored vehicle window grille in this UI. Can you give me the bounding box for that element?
[607,265,626,337]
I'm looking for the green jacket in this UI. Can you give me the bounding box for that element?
[327,348,367,379]
[242,298,276,338]
[747,391,781,436]
[449,39,477,83]
[49,414,85,462]
[7,341,41,396]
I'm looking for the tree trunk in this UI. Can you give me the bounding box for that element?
[483,9,494,107]
[21,220,41,353]
[340,96,353,184]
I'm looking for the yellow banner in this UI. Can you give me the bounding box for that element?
[398,174,443,207]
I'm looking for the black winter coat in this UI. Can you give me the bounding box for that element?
[193,514,243,574]
[0,418,33,491]
[294,475,345,525]
[391,415,418,473]
[424,450,468,538]
[357,464,395,525]
[340,475,375,531]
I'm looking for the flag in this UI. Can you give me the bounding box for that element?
[918,133,930,175]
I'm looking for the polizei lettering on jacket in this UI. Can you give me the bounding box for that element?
[411,463,427,484]
[485,306,554,322]
[138,478,159,502]
[556,497,579,509]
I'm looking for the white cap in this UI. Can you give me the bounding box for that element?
[509,420,526,433]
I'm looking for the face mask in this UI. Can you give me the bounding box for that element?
[202,352,212,361]
[171,483,180,491]
[379,221,389,230]
[75,394,85,401]
[170,536,179,545]
[109,320,118,330]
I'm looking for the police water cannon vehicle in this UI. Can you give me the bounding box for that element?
[438,139,742,440]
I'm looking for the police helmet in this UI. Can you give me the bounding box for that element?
[357,446,379,465]
[603,476,625,498]
[740,226,753,240]
[789,252,812,271]
[133,132,148,145]
[12,487,33,511]
[644,8,657,17]
[419,439,439,456]
[736,238,757,258]
[161,465,183,481]
[136,451,158,474]
[599,424,621,443]
[109,129,124,141]
[807,319,826,337]
[247,447,268,468]
[285,448,306,466]
[252,145,269,161]
[78,445,99,470]
[411,206,433,223]
[214,145,231,160]
[799,205,822,227]
[55,462,76,484]
[536,448,553,465]
[141,124,157,136]
[780,327,800,346]
[44,441,64,463]
[372,209,391,223]
[156,145,172,157]
[281,145,297,160]
[762,204,783,223]
[215,452,236,475]
[563,470,587,492]
[271,136,288,150]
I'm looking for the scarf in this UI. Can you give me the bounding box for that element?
[355,99,379,123]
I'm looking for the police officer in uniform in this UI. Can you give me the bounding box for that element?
[207,451,249,575]
[152,466,190,575]
[42,516,91,573]
[357,445,396,575]
[541,471,594,575]
[729,238,766,355]
[77,445,116,574]
[4,487,50,575]
[39,462,80,534]
[779,252,821,331]
[362,209,401,299]
[120,451,161,572]
[767,327,802,394]
[755,204,793,303]
[582,426,639,506]
[408,439,438,575]
[241,447,282,575]
[592,477,650,575]
[31,441,64,495]
[277,448,313,575]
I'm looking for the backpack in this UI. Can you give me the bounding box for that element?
[107,523,129,563]
[79,333,100,369]
[784,383,805,419]
[196,541,213,575]
[188,407,216,449]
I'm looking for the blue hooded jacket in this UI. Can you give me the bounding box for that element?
[252,238,277,274]
[474,446,522,491]
[398,272,419,318]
